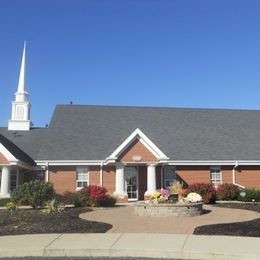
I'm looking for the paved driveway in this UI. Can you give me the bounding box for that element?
[80,204,260,234]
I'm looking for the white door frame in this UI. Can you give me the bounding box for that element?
[124,165,139,201]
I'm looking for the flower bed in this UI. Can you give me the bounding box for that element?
[137,182,203,217]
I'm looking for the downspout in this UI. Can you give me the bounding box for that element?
[100,162,103,186]
[232,161,245,188]
[45,162,49,182]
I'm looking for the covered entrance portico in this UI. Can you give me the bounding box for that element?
[0,166,11,198]
[0,166,24,198]
[113,163,177,202]
[109,128,171,202]
[0,139,37,198]
[113,163,159,201]
[0,166,35,198]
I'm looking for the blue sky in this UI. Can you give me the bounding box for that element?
[1,0,260,127]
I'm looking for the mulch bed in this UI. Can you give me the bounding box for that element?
[0,207,112,236]
[193,203,260,237]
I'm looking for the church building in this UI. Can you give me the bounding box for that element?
[1,44,260,202]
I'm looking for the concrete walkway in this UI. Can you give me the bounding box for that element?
[0,233,259,259]
[80,204,260,234]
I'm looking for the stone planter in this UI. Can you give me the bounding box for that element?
[134,202,203,217]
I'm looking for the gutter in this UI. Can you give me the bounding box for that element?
[232,161,245,188]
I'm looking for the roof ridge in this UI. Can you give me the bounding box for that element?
[54,104,260,112]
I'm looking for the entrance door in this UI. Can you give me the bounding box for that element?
[125,166,138,201]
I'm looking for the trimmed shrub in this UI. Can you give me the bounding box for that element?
[238,188,260,202]
[216,183,240,201]
[11,181,55,209]
[79,185,116,207]
[186,183,216,204]
[97,196,117,207]
[52,185,116,208]
[58,192,86,207]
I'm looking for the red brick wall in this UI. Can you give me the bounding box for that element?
[47,164,260,197]
[119,139,158,163]
[176,166,210,187]
[102,166,116,195]
[49,166,76,194]
[221,166,233,183]
[236,166,260,188]
[89,166,100,186]
[0,152,8,164]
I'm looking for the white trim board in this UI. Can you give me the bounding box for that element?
[167,161,260,165]
[35,159,260,166]
[0,143,17,162]
[106,128,169,162]
[35,160,104,166]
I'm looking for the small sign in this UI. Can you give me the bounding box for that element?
[132,155,142,162]
[240,191,246,198]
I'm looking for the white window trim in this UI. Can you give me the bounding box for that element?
[210,166,222,186]
[76,167,89,191]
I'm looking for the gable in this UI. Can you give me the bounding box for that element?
[0,152,9,164]
[118,139,159,163]
[105,128,169,163]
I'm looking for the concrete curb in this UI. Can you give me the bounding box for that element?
[0,233,259,259]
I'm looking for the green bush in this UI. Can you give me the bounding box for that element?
[97,196,117,207]
[11,181,55,209]
[61,191,90,207]
[216,183,240,201]
[186,183,216,204]
[238,188,260,202]
[0,198,11,207]
[53,186,116,208]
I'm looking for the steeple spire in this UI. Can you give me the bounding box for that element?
[16,41,28,102]
[8,42,32,131]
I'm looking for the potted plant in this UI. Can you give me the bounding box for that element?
[169,181,183,202]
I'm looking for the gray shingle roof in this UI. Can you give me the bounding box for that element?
[33,105,260,161]
[0,127,48,165]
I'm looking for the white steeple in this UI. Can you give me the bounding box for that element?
[16,41,28,101]
[8,42,32,131]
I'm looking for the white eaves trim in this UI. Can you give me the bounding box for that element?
[168,160,260,166]
[0,143,17,162]
[106,128,169,162]
[35,160,104,166]
[35,159,260,166]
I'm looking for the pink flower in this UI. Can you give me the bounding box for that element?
[160,188,171,197]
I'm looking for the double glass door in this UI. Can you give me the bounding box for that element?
[124,166,138,201]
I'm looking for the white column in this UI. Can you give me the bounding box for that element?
[113,163,127,198]
[0,166,11,198]
[145,164,157,196]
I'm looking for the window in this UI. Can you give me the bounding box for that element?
[10,172,17,191]
[163,166,176,188]
[33,171,44,181]
[210,167,222,186]
[76,167,89,190]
